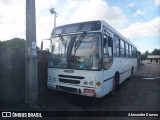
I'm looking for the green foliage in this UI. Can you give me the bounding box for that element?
[0,38,25,48]
[0,40,5,47]
[151,49,160,55]
[141,49,160,59]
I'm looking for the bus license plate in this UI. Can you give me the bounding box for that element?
[84,89,96,94]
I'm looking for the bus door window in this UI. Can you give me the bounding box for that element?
[103,34,113,69]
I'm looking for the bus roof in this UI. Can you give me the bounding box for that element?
[51,20,136,48]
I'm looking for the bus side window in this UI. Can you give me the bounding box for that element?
[126,43,129,57]
[114,36,120,57]
[129,45,131,58]
[120,39,125,57]
[103,35,113,69]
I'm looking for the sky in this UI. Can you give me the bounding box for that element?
[0,0,159,53]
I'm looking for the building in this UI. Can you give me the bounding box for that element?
[147,55,160,64]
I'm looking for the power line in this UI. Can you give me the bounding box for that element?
[120,0,160,31]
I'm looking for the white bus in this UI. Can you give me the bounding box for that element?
[45,20,137,98]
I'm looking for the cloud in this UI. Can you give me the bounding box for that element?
[154,0,160,6]
[119,17,160,38]
[35,0,58,45]
[0,0,25,40]
[36,0,57,16]
[0,0,24,5]
[0,0,57,42]
[134,10,145,16]
[57,0,126,29]
[128,2,135,7]
[118,17,160,53]
[37,0,127,45]
[0,0,126,42]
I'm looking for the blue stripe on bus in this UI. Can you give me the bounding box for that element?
[103,76,114,82]
[120,69,131,75]
[103,66,137,83]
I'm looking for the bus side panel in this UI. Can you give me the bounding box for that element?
[119,58,137,84]
[102,78,114,96]
[102,59,120,95]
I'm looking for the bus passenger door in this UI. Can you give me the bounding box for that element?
[103,34,113,69]
[102,34,114,95]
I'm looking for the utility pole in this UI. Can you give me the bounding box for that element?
[49,7,58,27]
[25,0,38,106]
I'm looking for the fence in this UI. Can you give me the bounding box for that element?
[0,47,49,104]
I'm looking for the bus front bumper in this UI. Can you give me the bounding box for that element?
[47,82,103,98]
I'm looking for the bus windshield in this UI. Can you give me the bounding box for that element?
[48,32,101,70]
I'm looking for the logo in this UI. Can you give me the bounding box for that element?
[2,112,11,117]
[64,70,74,73]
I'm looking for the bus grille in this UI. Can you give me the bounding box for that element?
[59,78,80,84]
[58,74,84,84]
[59,85,77,93]
[58,75,84,79]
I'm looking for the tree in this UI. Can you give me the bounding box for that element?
[0,40,5,47]
[1,38,25,48]
[141,50,150,60]
[151,49,160,55]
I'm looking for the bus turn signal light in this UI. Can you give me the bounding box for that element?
[96,81,101,86]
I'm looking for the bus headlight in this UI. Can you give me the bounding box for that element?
[89,81,94,85]
[53,78,56,81]
[49,77,56,82]
[49,76,52,80]
[84,81,88,85]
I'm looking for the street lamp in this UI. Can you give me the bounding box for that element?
[49,7,58,27]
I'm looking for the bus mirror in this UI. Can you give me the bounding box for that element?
[41,38,51,51]
[41,41,43,50]
[108,37,113,47]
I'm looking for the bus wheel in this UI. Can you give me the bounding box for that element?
[111,73,120,95]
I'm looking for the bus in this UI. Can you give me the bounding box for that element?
[44,20,137,98]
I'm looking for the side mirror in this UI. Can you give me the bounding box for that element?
[40,38,51,51]
[108,37,113,47]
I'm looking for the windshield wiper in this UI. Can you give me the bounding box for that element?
[67,31,87,66]
[58,34,66,46]
[72,31,87,63]
[74,31,87,52]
